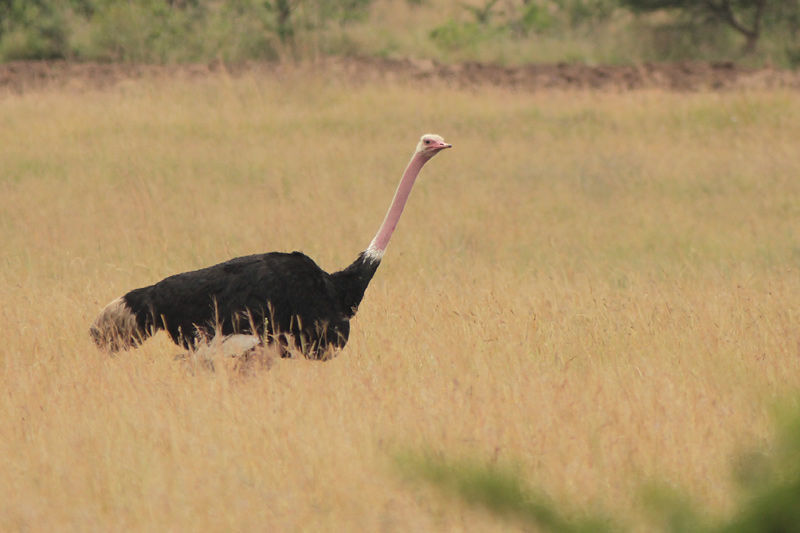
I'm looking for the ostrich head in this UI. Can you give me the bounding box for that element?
[363,132,453,259]
[416,133,452,159]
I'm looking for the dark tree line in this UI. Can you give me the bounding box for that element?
[1,0,800,61]
[621,0,800,53]
[429,0,799,56]
[0,0,374,61]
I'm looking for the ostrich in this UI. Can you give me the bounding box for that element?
[90,133,452,359]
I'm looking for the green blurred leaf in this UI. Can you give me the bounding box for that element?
[396,451,615,533]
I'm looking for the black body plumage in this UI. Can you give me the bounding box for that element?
[108,251,380,359]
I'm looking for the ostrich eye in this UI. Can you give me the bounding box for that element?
[424,139,431,144]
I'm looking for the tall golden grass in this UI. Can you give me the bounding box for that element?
[1,71,799,530]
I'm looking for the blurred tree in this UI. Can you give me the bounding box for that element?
[265,0,294,43]
[462,0,501,26]
[0,0,70,59]
[554,0,617,26]
[620,0,773,53]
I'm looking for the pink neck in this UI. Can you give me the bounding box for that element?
[366,151,429,259]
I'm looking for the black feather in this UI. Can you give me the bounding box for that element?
[119,251,380,359]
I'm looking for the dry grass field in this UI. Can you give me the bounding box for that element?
[1,69,799,531]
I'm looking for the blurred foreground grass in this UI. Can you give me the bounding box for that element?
[399,406,800,532]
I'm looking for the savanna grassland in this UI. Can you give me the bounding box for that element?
[1,70,799,531]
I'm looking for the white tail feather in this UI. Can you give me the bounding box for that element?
[90,297,146,352]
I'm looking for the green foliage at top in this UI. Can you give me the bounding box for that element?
[619,0,800,55]
[424,0,625,62]
[0,0,70,59]
[0,0,374,62]
[398,407,800,532]
[1,0,800,65]
[429,0,618,51]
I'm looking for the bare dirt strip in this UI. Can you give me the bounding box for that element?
[2,56,800,93]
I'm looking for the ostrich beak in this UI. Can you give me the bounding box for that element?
[435,141,453,151]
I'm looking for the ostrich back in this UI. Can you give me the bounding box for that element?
[123,251,350,356]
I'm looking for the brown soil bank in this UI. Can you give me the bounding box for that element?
[2,57,800,93]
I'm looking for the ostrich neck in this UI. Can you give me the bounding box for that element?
[364,151,429,262]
